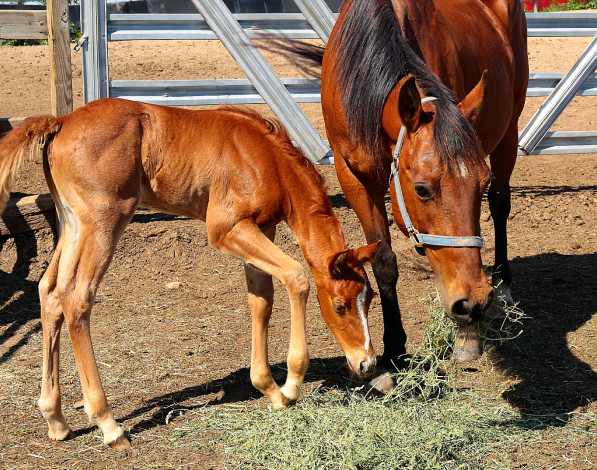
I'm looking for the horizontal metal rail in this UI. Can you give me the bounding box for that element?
[108,13,325,40]
[108,12,597,41]
[521,131,597,155]
[526,12,597,37]
[110,78,321,105]
[110,73,597,105]
[527,72,597,97]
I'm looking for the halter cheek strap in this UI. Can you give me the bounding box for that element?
[389,96,484,256]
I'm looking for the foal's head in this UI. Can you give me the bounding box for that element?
[313,242,380,378]
[388,76,494,326]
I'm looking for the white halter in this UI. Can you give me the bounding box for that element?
[389,96,484,256]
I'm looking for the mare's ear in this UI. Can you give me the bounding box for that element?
[458,69,488,124]
[328,250,348,278]
[398,76,423,133]
[348,241,382,265]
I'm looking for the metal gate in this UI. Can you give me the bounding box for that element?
[80,1,597,161]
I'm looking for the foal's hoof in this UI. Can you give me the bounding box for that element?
[108,434,131,451]
[269,390,296,410]
[454,327,482,363]
[49,428,75,442]
[367,368,396,394]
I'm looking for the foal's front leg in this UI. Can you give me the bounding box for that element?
[209,220,309,409]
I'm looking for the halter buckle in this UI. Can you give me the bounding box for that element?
[408,229,426,256]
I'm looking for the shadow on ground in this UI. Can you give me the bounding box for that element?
[490,252,597,428]
[74,356,357,440]
[0,231,44,366]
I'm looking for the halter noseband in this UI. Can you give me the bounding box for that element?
[389,96,484,256]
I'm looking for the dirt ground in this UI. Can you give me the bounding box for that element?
[0,35,596,469]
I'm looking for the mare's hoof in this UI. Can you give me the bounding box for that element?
[486,303,507,321]
[108,434,131,451]
[377,353,409,370]
[454,327,482,363]
[367,368,396,394]
[487,281,514,321]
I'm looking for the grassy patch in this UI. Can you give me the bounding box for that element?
[154,293,594,469]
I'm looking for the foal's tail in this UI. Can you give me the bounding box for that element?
[0,116,61,213]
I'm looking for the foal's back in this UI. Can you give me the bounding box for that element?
[48,99,292,225]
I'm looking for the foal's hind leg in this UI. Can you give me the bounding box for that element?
[488,124,518,307]
[56,213,135,450]
[38,237,74,441]
[209,220,309,409]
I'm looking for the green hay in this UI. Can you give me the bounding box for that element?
[174,291,531,469]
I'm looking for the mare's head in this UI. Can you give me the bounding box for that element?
[313,242,380,378]
[387,76,494,326]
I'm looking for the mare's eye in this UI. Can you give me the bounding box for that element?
[414,182,434,200]
[332,300,346,314]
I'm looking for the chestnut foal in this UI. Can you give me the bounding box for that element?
[0,98,379,449]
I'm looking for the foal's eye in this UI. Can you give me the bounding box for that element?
[332,300,347,314]
[414,182,434,200]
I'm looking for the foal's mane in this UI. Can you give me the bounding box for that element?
[332,0,484,168]
[220,106,325,183]
[220,106,333,217]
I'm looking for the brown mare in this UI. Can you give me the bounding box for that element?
[309,0,528,364]
[0,99,380,449]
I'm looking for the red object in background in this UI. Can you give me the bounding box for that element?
[521,0,585,11]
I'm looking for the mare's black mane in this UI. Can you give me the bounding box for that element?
[332,0,484,166]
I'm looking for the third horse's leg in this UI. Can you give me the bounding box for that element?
[488,125,518,305]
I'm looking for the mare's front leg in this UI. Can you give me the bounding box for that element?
[208,220,309,409]
[334,151,407,366]
[488,124,518,308]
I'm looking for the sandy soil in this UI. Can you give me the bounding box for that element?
[0,35,595,469]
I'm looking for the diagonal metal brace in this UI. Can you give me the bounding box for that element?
[189,0,330,162]
[292,0,336,44]
[518,35,597,154]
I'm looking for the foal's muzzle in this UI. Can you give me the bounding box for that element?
[348,355,376,379]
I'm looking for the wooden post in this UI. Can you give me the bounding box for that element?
[0,194,56,237]
[47,0,73,117]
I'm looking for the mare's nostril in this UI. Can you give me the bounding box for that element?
[360,361,367,375]
[451,299,470,319]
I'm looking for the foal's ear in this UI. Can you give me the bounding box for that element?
[328,250,349,278]
[329,242,381,276]
[398,76,423,132]
[458,69,488,124]
[347,241,381,266]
